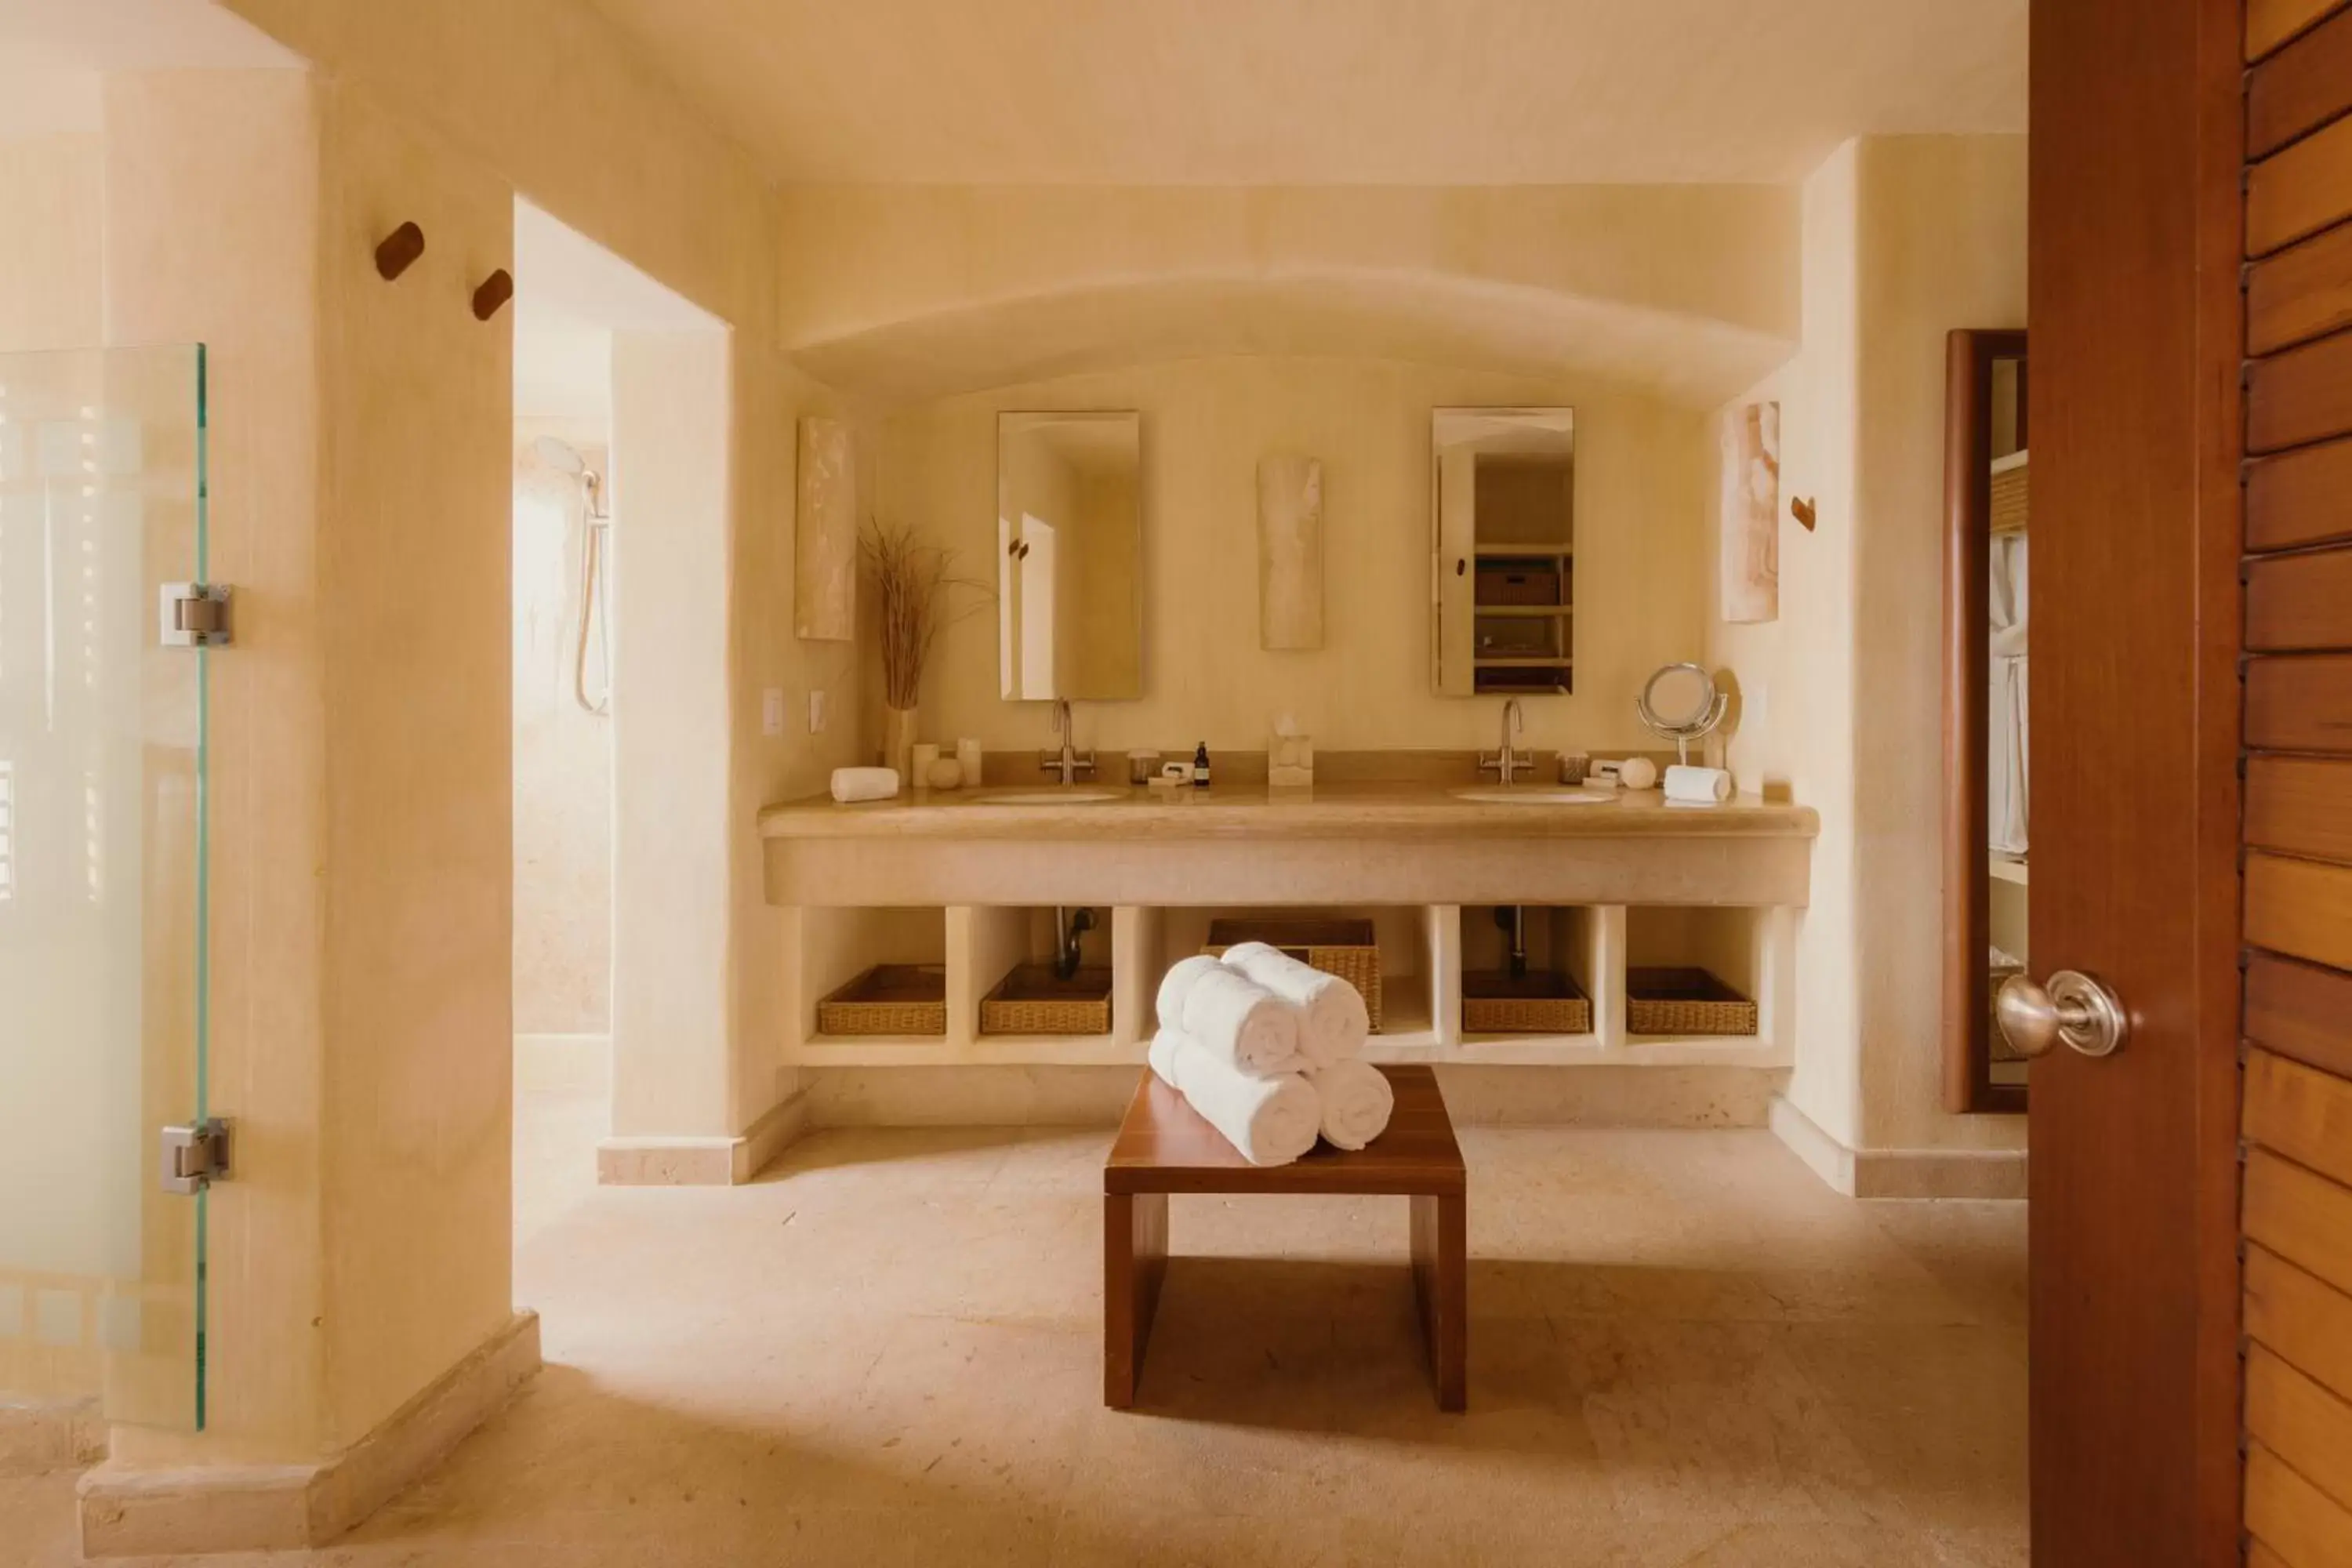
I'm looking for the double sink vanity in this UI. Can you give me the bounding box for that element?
[758,774,1816,1071]
[761,401,1817,1078]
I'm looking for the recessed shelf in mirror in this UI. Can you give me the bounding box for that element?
[1433,408,1574,698]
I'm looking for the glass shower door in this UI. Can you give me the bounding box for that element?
[0,343,209,1430]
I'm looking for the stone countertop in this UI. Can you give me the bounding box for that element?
[756,780,1818,843]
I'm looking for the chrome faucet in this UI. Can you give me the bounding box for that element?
[1039,698,1096,786]
[1479,698,1532,786]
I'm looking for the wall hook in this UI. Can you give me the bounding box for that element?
[1790,496,1817,532]
[471,269,514,321]
[373,222,425,281]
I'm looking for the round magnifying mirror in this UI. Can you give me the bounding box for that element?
[1639,663,1718,733]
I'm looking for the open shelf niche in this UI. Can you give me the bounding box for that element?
[779,902,1791,1069]
[783,904,1161,1065]
[1152,906,1450,1051]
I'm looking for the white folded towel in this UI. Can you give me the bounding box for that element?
[1169,960,1304,1076]
[1662,764,1733,805]
[1218,941,1369,1067]
[1304,1058,1394,1152]
[829,766,901,804]
[1149,1029,1321,1167]
[1155,955,1224,1033]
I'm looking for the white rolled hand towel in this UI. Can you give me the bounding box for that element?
[1219,941,1370,1067]
[1304,1058,1394,1152]
[1179,962,1305,1076]
[1155,955,1225,1034]
[829,766,901,803]
[1149,1030,1320,1167]
[1663,764,1732,804]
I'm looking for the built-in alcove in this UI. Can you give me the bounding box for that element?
[965,906,1115,1044]
[1624,906,1775,1044]
[792,907,950,1047]
[1153,906,1448,1046]
[1459,906,1603,1046]
[779,898,1793,1070]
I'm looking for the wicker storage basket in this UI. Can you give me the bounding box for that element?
[980,962,1113,1036]
[1461,969,1592,1035]
[1626,967,1758,1036]
[1203,916,1384,1033]
[815,964,948,1036]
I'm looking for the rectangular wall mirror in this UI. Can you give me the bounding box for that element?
[1431,408,1576,697]
[996,412,1144,702]
[1941,329,2029,1114]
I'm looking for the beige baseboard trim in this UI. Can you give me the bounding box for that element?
[735,1086,811,1180]
[597,1087,811,1185]
[1769,1096,2027,1200]
[78,1310,540,1557]
[0,1396,106,1476]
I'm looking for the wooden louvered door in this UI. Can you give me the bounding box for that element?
[2240,1,2352,1563]
[2027,0,2248,1563]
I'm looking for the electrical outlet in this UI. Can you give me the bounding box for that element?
[761,688,786,737]
[808,690,828,733]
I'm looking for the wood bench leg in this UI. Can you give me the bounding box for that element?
[1105,1190,1169,1408]
[1410,1191,1467,1411]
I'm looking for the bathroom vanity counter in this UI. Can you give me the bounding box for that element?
[759,782,1817,908]
[760,780,1812,841]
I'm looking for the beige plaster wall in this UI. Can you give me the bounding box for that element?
[609,330,736,1138]
[211,0,873,1160]
[101,67,329,1459]
[311,78,518,1446]
[880,356,1709,759]
[1705,135,2027,1159]
[0,133,103,350]
[1849,135,2027,1152]
[93,0,866,1469]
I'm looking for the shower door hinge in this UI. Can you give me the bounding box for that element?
[159,1118,233,1195]
[158,583,233,648]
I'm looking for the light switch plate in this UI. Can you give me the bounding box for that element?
[761,688,785,737]
[808,691,828,733]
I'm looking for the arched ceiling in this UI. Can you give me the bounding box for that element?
[575,0,2024,185]
[791,270,1792,408]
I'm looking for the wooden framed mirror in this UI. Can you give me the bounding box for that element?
[1943,328,2029,1114]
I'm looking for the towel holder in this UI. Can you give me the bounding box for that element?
[373,222,425,281]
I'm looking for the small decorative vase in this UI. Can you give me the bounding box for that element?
[884,706,920,781]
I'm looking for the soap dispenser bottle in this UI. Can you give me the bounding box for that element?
[1192,742,1210,788]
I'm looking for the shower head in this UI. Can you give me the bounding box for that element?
[533,434,587,475]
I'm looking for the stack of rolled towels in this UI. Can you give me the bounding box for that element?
[1149,942,1393,1167]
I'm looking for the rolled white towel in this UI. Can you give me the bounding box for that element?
[1148,1029,1320,1167]
[1219,941,1370,1067]
[1155,954,1225,1034]
[1304,1058,1394,1152]
[1177,962,1305,1076]
[1663,764,1733,805]
[829,766,901,804]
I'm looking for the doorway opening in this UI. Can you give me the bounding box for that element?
[511,255,615,1244]
[507,198,728,1248]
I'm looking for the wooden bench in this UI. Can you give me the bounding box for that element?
[1102,1063,1467,1410]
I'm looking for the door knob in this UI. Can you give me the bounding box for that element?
[1995,970,2129,1059]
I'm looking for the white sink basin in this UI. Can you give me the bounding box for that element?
[964,788,1125,805]
[1450,787,1613,805]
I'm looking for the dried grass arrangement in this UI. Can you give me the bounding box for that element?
[862,518,984,711]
